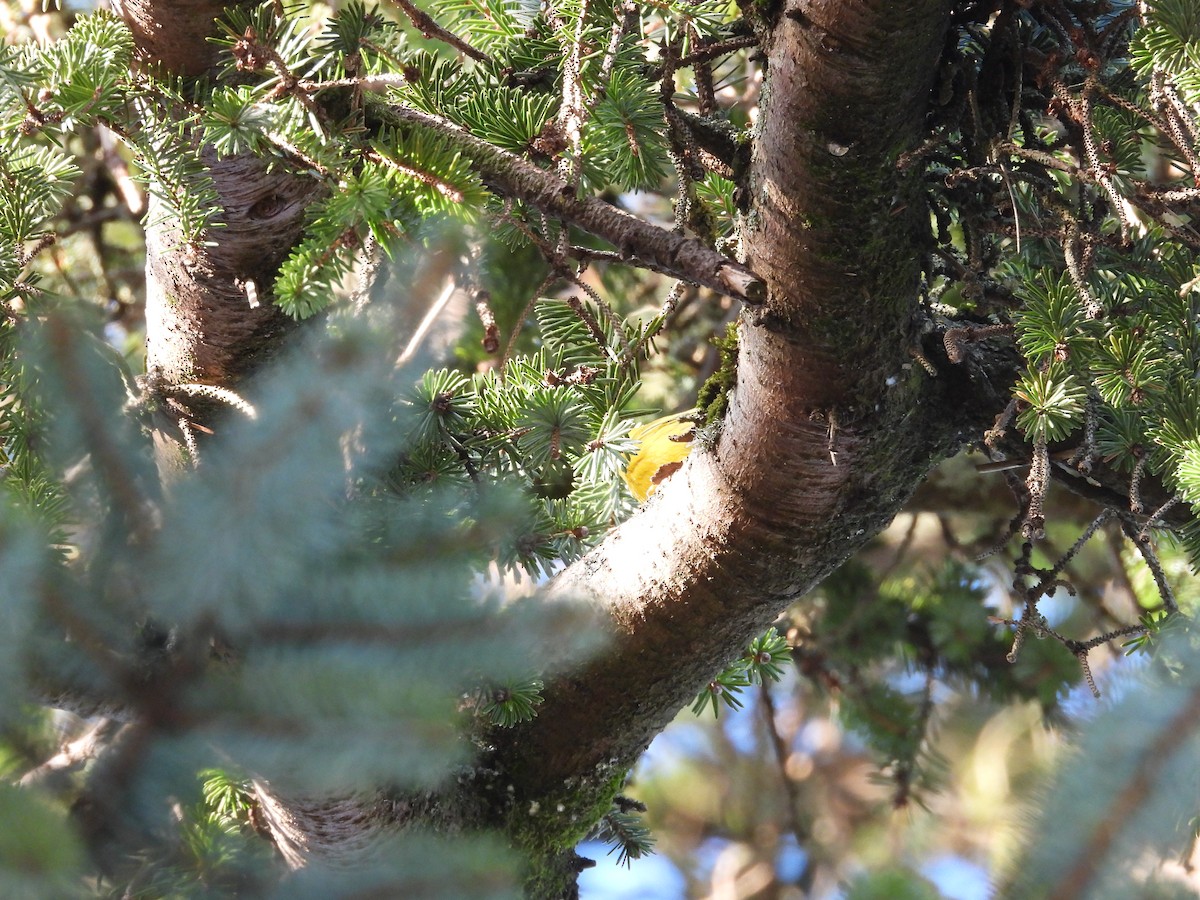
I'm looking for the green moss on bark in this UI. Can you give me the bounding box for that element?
[507,764,627,899]
[696,321,740,425]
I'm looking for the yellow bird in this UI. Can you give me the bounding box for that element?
[623,411,697,502]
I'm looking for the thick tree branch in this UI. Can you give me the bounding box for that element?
[491,0,956,842]
[25,4,1200,896]
[18,718,121,793]
[106,0,964,881]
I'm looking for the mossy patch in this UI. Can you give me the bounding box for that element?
[696,320,740,425]
[507,763,628,899]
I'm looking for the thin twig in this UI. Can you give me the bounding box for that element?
[568,274,632,363]
[397,279,458,367]
[1023,439,1049,540]
[1140,497,1180,538]
[500,271,557,378]
[588,1,638,113]
[389,0,491,63]
[351,233,382,314]
[1043,508,1115,583]
[1120,516,1179,614]
[678,34,759,67]
[474,288,500,354]
[759,682,809,850]
[556,0,590,197]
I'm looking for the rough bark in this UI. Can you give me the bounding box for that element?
[113,0,232,77]
[113,0,322,444]
[141,157,321,389]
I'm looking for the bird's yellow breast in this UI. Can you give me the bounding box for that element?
[623,413,696,502]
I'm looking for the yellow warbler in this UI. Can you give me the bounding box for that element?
[623,411,697,502]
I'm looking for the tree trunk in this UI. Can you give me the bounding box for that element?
[488,5,978,882]
[113,0,323,476]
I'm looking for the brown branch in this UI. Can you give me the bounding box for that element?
[82,3,1062,894]
[759,682,810,848]
[112,2,324,442]
[388,0,491,64]
[370,101,765,302]
[140,149,321,392]
[473,289,500,354]
[679,34,759,67]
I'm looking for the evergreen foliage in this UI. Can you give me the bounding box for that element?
[4,0,1200,895]
[692,627,788,717]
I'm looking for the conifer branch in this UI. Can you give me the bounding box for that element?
[388,0,490,64]
[19,3,1200,895]
[370,101,764,302]
[589,1,637,112]
[1121,517,1179,614]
